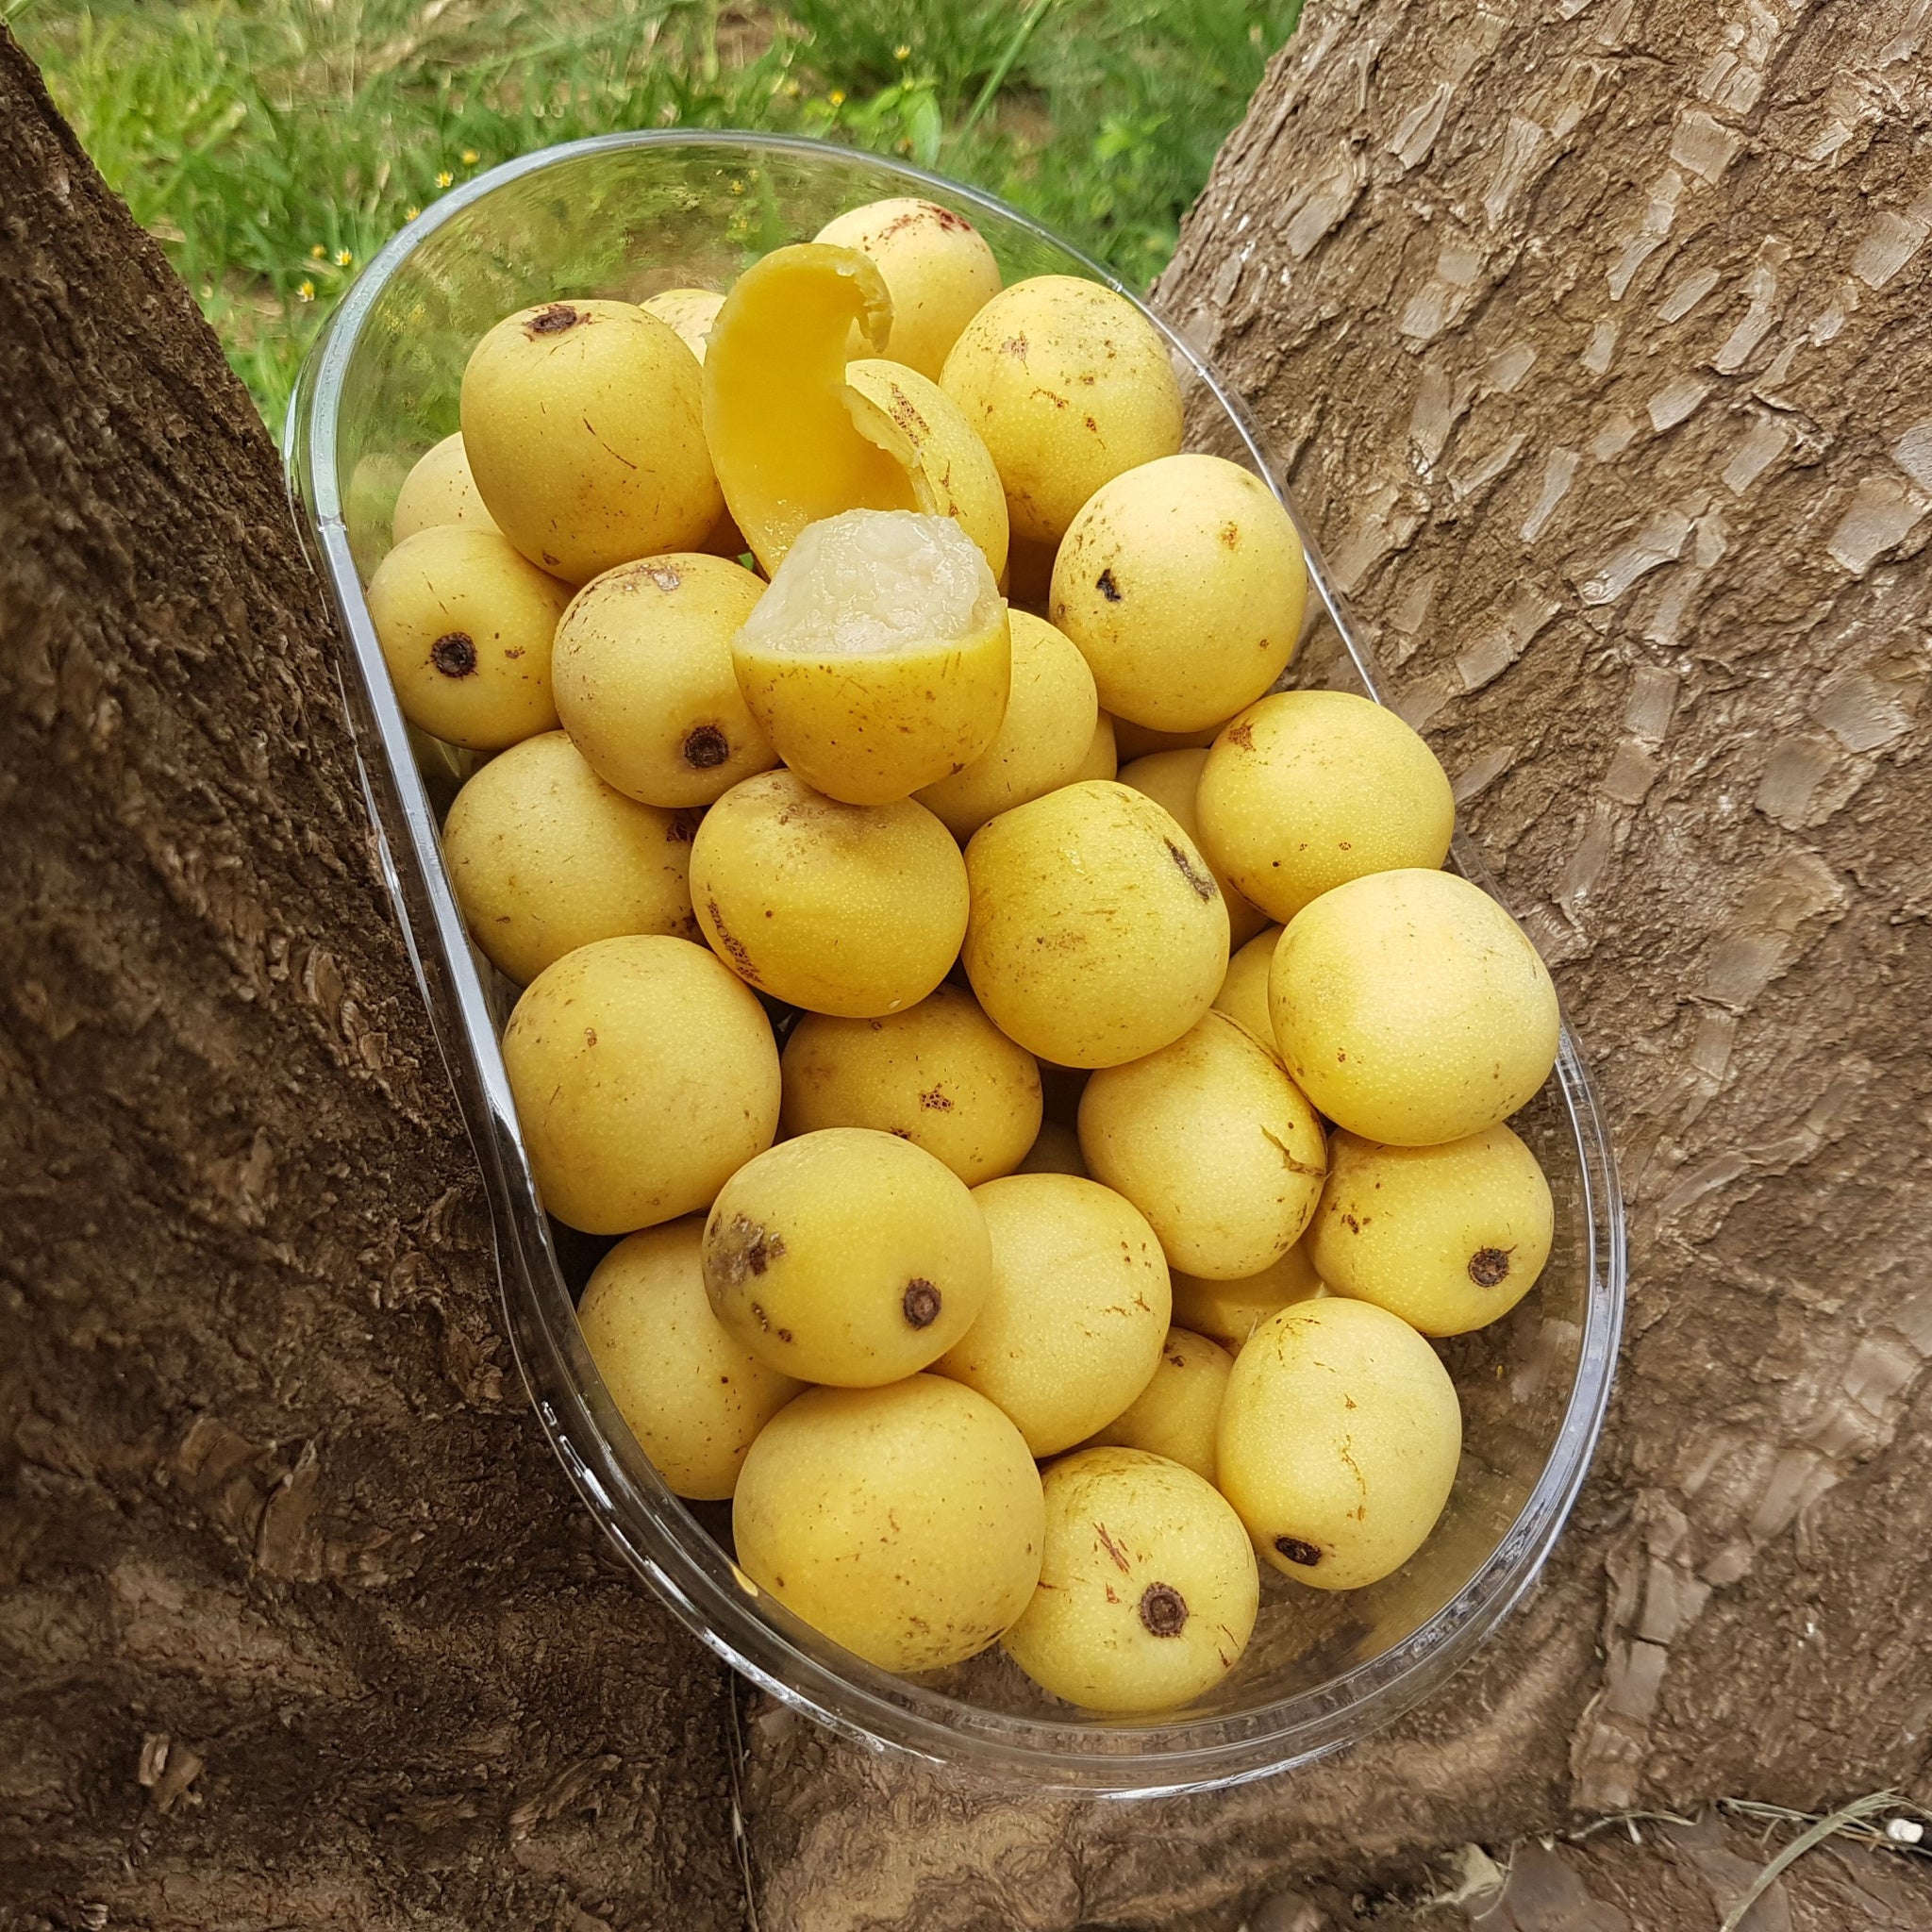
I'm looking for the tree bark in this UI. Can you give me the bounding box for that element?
[744,0,1932,1924]
[0,31,744,1930]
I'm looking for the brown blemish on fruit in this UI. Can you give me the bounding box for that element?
[1226,721,1255,750]
[1221,521,1241,549]
[1274,1536,1322,1568]
[1095,569,1123,604]
[713,1216,787,1289]
[584,1027,598,1047]
[430,631,477,678]
[642,562,682,592]
[1261,1126,1324,1179]
[1139,1582,1189,1638]
[1094,1522,1132,1574]
[527,303,582,336]
[902,1279,941,1328]
[683,724,731,770]
[919,1088,953,1111]
[1002,334,1029,358]
[707,901,759,982]
[1470,1245,1514,1287]
[1165,840,1216,902]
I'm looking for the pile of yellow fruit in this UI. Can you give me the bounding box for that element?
[366,195,1562,1715]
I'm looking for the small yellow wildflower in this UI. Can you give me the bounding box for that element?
[298,279,316,301]
[893,43,910,60]
[335,248,353,267]
[729,178,745,195]
[460,149,479,165]
[309,243,325,258]
[828,90,845,107]
[437,169,454,188]
[406,206,421,222]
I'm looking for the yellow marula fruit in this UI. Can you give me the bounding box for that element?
[732,509,1011,806]
[963,780,1228,1069]
[1270,868,1560,1145]
[1016,1120,1088,1178]
[1212,924,1285,1059]
[641,286,724,361]
[577,1218,803,1500]
[814,198,1002,380]
[1078,1011,1326,1279]
[1051,455,1306,733]
[1002,1447,1258,1714]
[691,768,967,1018]
[1169,1241,1324,1355]
[1084,1327,1232,1485]
[1308,1124,1555,1337]
[502,935,778,1235]
[391,431,499,543]
[551,551,774,808]
[1070,710,1119,782]
[780,985,1041,1187]
[1217,1297,1462,1591]
[1111,716,1228,761]
[933,1172,1170,1457]
[1197,690,1455,923]
[914,609,1098,839]
[442,730,698,985]
[941,275,1184,546]
[461,298,722,583]
[1118,749,1270,949]
[733,1375,1043,1673]
[366,524,570,750]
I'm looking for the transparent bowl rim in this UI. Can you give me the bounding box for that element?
[284,127,1626,1797]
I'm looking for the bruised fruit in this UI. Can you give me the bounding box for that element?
[733,1375,1042,1672]
[814,197,1002,380]
[1003,1447,1257,1712]
[933,1172,1170,1456]
[1118,748,1270,949]
[691,768,967,1017]
[732,509,1010,806]
[1212,924,1284,1058]
[641,286,724,360]
[703,1127,992,1384]
[780,985,1041,1186]
[577,1218,803,1499]
[366,524,570,749]
[461,298,722,583]
[1169,1241,1324,1354]
[502,935,778,1234]
[1218,1297,1461,1591]
[442,730,697,984]
[1197,691,1455,922]
[1085,1327,1232,1484]
[1308,1124,1554,1337]
[392,431,498,542]
[551,551,774,808]
[963,780,1228,1068]
[1270,868,1560,1145]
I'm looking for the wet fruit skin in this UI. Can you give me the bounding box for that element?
[501,934,779,1235]
[1217,1297,1462,1591]
[391,430,499,543]
[442,729,699,986]
[577,1217,803,1500]
[703,1126,993,1385]
[733,1375,1044,1673]
[1308,1124,1555,1337]
[1118,748,1271,950]
[1212,924,1285,1060]
[1084,1326,1234,1485]
[1269,867,1561,1146]
[1002,1446,1259,1713]
[691,768,968,1019]
[1169,1241,1324,1355]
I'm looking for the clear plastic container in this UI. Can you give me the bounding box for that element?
[285,130,1624,1796]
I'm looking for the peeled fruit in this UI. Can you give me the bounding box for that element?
[1170,1241,1324,1354]
[691,768,967,1017]
[1218,1297,1461,1591]
[1003,1447,1258,1713]
[502,935,778,1234]
[461,298,722,583]
[781,985,1041,1187]
[1213,925,1284,1058]
[1051,455,1306,733]
[366,525,570,749]
[733,1375,1042,1673]
[1016,1120,1088,1178]
[1309,1124,1554,1336]
[1197,691,1455,922]
[641,286,724,360]
[577,1218,802,1500]
[392,431,498,542]
[914,609,1099,839]
[732,509,1011,807]
[963,780,1229,1068]
[1079,1011,1326,1279]
[1270,868,1560,1145]
[551,551,774,808]
[814,198,1002,380]
[941,275,1184,546]
[1112,716,1227,760]
[1118,749,1270,949]
[933,1173,1170,1457]
[442,730,697,984]
[1085,1327,1232,1484]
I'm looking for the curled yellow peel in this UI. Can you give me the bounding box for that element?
[702,243,916,572]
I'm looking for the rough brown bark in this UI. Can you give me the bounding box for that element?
[0,31,744,1930]
[744,0,1932,1924]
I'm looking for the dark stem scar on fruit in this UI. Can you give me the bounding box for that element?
[1095,568,1123,603]
[527,303,582,335]
[707,901,759,982]
[1164,840,1216,902]
[902,1279,941,1329]
[712,1216,786,1290]
[1274,1536,1322,1568]
[430,632,477,678]
[1469,1245,1515,1288]
[682,724,731,770]
[1139,1582,1190,1638]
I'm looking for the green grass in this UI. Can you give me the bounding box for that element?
[6,0,1302,432]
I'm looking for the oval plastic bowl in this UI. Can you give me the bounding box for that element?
[284,130,1624,1796]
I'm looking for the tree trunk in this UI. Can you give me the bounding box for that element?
[0,32,745,1930]
[744,0,1932,1924]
